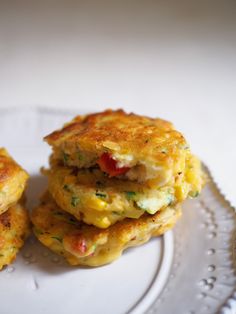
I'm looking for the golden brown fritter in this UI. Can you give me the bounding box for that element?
[0,200,30,270]
[45,153,203,228]
[31,193,181,267]
[44,109,190,184]
[0,148,29,215]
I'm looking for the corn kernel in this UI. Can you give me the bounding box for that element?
[99,217,110,228]
[175,183,189,201]
[86,197,107,211]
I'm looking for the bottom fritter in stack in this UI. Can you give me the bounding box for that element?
[0,148,30,269]
[31,110,205,267]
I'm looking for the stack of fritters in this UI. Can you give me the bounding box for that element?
[0,148,29,269]
[31,110,204,266]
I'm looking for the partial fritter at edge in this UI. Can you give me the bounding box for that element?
[0,148,29,215]
[0,199,30,270]
[0,148,30,269]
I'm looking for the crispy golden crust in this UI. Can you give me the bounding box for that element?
[31,193,181,267]
[0,148,29,215]
[0,200,30,270]
[44,110,190,179]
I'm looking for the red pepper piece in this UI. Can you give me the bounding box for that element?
[71,237,87,254]
[98,153,130,177]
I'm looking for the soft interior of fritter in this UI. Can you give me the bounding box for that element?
[56,147,184,185]
[46,151,203,229]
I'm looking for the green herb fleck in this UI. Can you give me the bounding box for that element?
[95,192,107,199]
[77,151,83,161]
[63,152,69,164]
[112,211,122,216]
[189,191,199,198]
[63,184,71,192]
[53,211,64,216]
[88,244,97,257]
[71,196,80,207]
[125,191,136,200]
[51,236,63,243]
[91,244,97,251]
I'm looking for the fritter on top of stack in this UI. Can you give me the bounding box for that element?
[31,109,205,267]
[0,148,30,269]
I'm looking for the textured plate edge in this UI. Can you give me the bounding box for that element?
[203,165,236,314]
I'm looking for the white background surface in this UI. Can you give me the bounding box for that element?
[0,0,235,205]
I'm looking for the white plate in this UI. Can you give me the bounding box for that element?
[0,108,235,314]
